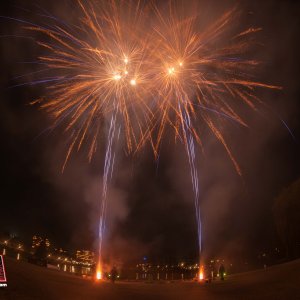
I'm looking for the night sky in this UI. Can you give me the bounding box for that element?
[0,0,299,265]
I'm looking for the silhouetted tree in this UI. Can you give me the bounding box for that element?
[273,179,300,259]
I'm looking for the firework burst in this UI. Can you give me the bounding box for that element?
[10,0,280,278]
[26,1,279,170]
[28,0,154,171]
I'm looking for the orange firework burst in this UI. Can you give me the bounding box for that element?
[28,0,154,171]
[26,0,279,173]
[148,3,281,173]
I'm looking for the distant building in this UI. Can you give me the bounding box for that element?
[32,235,50,249]
[76,250,95,265]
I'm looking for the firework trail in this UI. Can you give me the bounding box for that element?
[6,0,281,277]
[180,106,202,253]
[97,108,120,279]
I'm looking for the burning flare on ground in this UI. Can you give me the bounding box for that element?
[199,265,204,281]
[96,263,102,281]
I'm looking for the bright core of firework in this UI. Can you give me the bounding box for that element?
[113,74,122,81]
[130,79,137,86]
[168,67,175,75]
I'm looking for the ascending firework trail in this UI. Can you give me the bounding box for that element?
[97,107,120,279]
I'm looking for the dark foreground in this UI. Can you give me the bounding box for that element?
[0,257,299,300]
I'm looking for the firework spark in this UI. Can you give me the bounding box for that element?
[11,0,280,276]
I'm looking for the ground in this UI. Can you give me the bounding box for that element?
[0,257,299,300]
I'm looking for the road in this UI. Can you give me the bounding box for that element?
[0,257,299,300]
